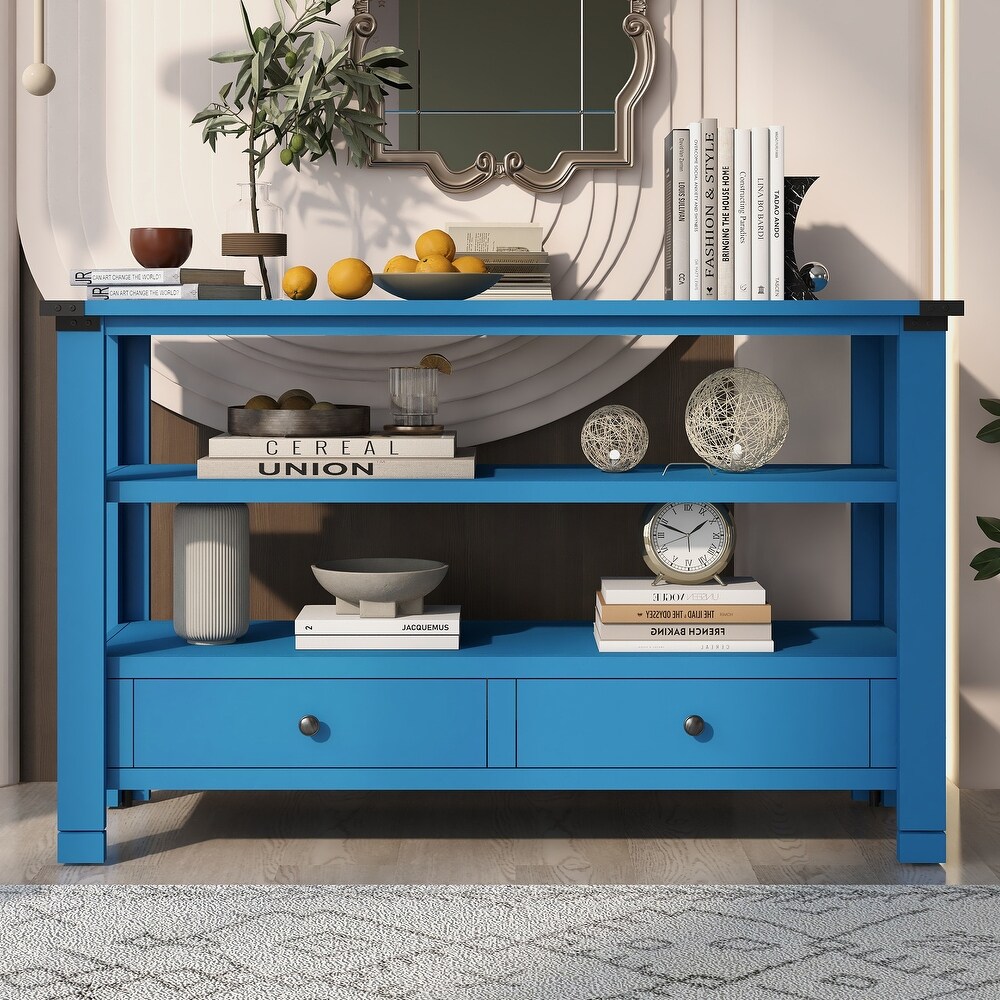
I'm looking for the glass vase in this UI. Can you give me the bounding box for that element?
[226,181,285,300]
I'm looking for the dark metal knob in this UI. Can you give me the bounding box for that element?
[298,715,321,736]
[684,715,705,737]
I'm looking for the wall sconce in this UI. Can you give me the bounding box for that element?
[22,0,56,96]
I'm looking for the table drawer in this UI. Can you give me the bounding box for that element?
[133,679,486,768]
[517,679,870,768]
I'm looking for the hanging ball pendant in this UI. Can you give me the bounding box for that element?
[22,63,56,96]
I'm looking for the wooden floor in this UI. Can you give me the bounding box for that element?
[3,784,999,885]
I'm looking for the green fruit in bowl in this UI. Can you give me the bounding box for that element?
[278,388,316,407]
[244,394,278,410]
[311,401,336,410]
[280,395,313,410]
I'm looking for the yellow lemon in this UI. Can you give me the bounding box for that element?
[415,229,456,262]
[244,394,278,410]
[328,258,374,299]
[281,265,318,300]
[452,255,489,274]
[384,255,419,273]
[416,254,458,274]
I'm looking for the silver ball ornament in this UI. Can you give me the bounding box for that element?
[685,368,789,472]
[22,63,56,96]
[799,261,830,294]
[581,404,649,473]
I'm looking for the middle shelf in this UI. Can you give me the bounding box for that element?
[107,620,898,679]
[107,464,898,504]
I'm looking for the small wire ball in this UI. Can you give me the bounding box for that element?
[581,404,649,473]
[685,368,789,472]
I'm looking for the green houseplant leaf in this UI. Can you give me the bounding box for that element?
[978,516,1000,543]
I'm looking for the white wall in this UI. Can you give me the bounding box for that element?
[1,0,18,786]
[957,0,1000,788]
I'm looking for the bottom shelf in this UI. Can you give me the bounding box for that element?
[107,620,897,679]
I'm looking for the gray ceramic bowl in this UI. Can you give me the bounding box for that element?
[311,558,448,613]
[372,272,501,301]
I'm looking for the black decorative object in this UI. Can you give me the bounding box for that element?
[784,176,829,300]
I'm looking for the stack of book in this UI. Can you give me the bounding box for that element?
[295,605,461,650]
[664,119,785,301]
[594,577,774,652]
[449,223,552,300]
[196,432,475,480]
[71,267,262,300]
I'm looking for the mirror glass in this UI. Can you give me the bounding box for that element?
[367,0,636,173]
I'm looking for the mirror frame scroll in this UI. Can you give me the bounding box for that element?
[349,1,655,194]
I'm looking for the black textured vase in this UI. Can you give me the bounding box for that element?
[784,176,819,300]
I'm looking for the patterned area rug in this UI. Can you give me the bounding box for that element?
[2,884,1000,999]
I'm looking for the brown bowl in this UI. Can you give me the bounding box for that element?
[228,405,371,438]
[129,227,193,269]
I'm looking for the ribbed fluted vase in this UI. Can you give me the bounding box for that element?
[173,504,250,645]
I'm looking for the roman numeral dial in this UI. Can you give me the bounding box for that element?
[641,502,736,585]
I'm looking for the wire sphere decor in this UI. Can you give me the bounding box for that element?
[684,368,789,472]
[580,404,649,473]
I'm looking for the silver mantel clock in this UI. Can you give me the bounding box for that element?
[642,502,736,585]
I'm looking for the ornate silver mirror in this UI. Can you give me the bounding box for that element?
[350,1,655,193]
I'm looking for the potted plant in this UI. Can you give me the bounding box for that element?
[971,398,1000,579]
[192,0,406,298]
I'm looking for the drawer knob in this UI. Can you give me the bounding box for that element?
[684,715,706,737]
[298,715,321,737]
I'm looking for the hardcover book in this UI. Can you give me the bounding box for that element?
[734,128,752,300]
[295,634,460,651]
[196,451,475,480]
[595,619,771,641]
[71,267,245,286]
[664,129,690,299]
[751,126,771,300]
[600,577,767,605]
[699,118,719,300]
[689,120,702,299]
[596,593,772,623]
[593,627,774,654]
[87,284,262,300]
[207,433,456,459]
[769,124,785,300]
[296,605,461,635]
[717,126,735,300]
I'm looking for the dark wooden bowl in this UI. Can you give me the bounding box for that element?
[228,405,371,438]
[129,227,193,269]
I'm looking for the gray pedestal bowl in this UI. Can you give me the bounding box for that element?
[311,558,449,618]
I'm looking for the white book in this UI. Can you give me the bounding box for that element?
[688,121,702,299]
[594,627,774,654]
[295,634,460,650]
[750,127,771,300]
[734,128,752,300]
[296,605,461,635]
[196,451,475,480]
[595,619,771,641]
[208,433,456,459]
[71,267,245,286]
[700,118,718,300]
[87,284,261,300]
[448,224,544,254]
[717,126,735,300]
[664,129,690,299]
[600,577,767,605]
[769,125,785,300]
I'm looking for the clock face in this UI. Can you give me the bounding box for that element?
[643,502,734,583]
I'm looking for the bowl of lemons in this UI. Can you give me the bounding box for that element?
[373,229,502,301]
[229,389,370,437]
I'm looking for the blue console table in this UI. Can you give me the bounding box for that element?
[52,299,961,865]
